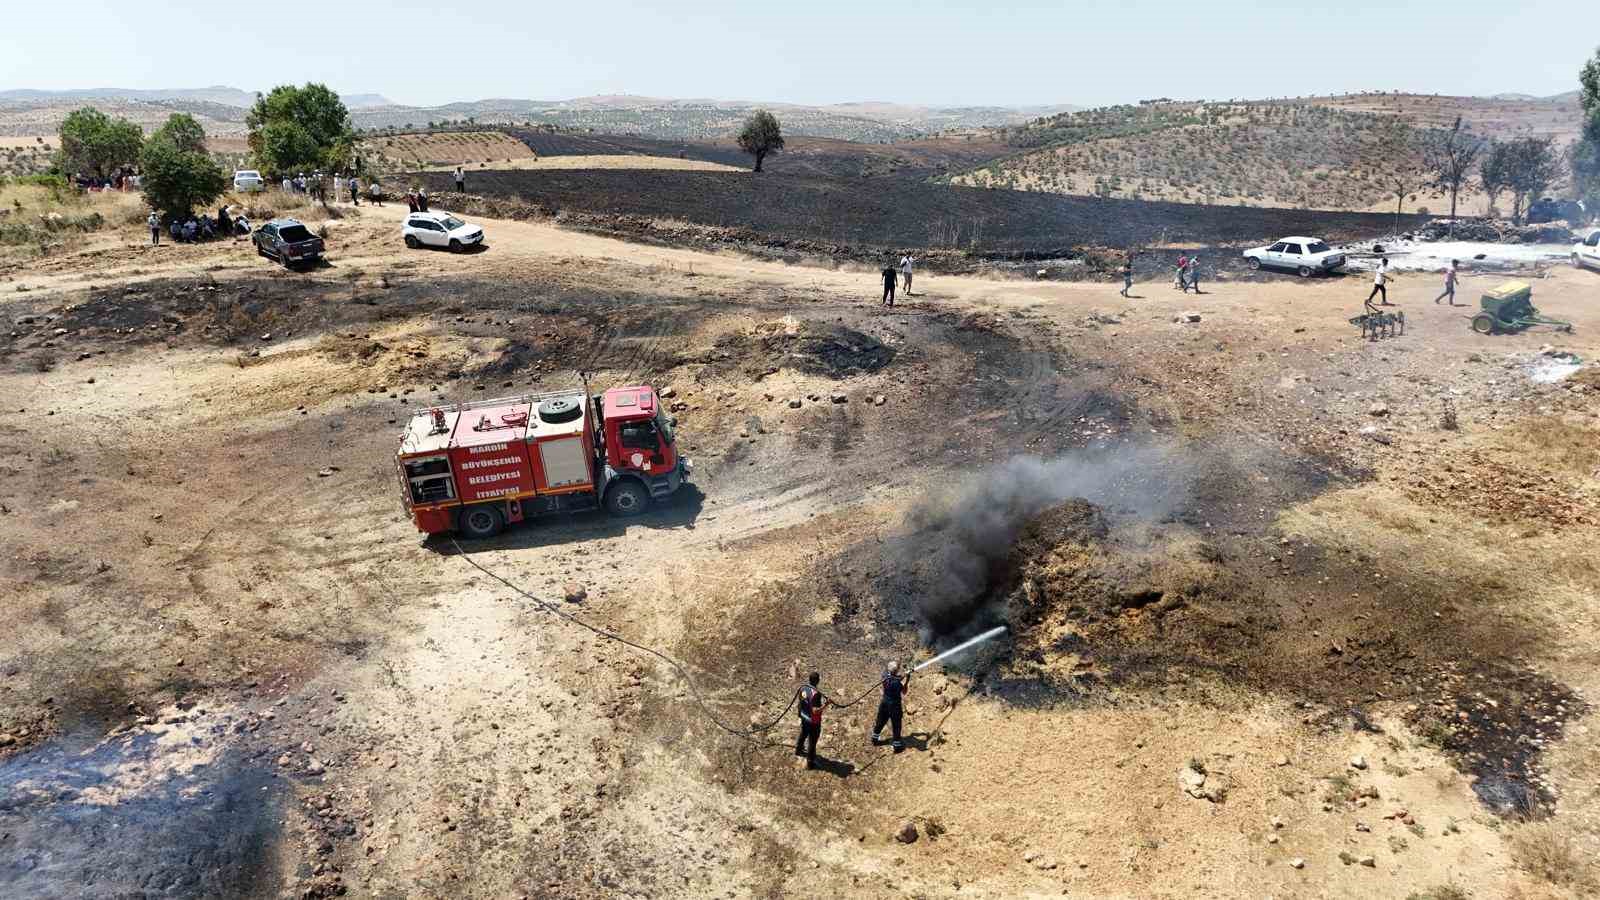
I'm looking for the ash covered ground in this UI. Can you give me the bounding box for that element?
[3,198,1600,898]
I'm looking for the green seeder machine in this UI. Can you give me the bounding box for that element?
[1470,281,1573,335]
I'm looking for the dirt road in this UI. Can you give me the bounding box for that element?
[3,201,1599,898]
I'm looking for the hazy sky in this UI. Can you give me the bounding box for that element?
[5,0,1593,107]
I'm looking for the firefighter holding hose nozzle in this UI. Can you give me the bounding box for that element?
[872,660,910,752]
[795,671,828,770]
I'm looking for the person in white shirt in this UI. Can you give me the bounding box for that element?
[899,254,915,295]
[1366,257,1392,306]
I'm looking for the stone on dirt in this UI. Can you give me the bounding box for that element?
[1288,858,1305,869]
[894,821,918,843]
[1174,312,1202,323]
[1350,755,1368,770]
[1179,765,1227,801]
[788,398,803,409]
[830,392,848,404]
[1368,403,1389,417]
[564,583,587,603]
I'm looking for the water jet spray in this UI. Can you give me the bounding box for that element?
[913,625,1008,672]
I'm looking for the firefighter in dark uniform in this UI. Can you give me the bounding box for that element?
[872,660,910,751]
[795,671,827,769]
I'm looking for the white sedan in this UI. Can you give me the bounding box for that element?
[402,212,485,251]
[1242,236,1346,277]
[232,169,266,192]
[1574,228,1600,270]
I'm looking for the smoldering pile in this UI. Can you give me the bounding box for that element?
[882,447,1192,643]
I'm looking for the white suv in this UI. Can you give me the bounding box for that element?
[232,169,266,192]
[1574,228,1600,270]
[1243,236,1346,277]
[402,211,484,251]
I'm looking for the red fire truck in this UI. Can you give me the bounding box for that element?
[395,383,690,538]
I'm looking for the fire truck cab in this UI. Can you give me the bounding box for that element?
[395,384,690,538]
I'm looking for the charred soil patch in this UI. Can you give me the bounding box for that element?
[414,168,1424,256]
[948,495,1589,817]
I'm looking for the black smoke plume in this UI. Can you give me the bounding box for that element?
[887,447,1190,640]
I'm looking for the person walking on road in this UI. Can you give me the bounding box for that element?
[454,166,466,193]
[1120,257,1134,297]
[369,179,383,206]
[1174,254,1189,291]
[1186,255,1202,294]
[1434,260,1459,306]
[417,187,429,212]
[881,262,898,307]
[899,253,916,296]
[1367,257,1392,306]
[795,671,828,770]
[349,175,361,206]
[872,660,910,752]
[147,211,160,246]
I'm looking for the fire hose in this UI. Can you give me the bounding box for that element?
[450,538,1008,745]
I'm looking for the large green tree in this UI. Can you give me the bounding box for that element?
[151,112,209,155]
[1499,137,1561,224]
[246,83,353,176]
[1573,46,1600,218]
[736,109,784,172]
[57,107,143,179]
[140,114,226,218]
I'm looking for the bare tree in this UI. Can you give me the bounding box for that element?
[1423,116,1484,236]
[1367,118,1428,233]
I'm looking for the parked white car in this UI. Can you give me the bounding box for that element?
[232,169,266,192]
[1242,236,1346,277]
[402,211,484,251]
[1574,228,1600,270]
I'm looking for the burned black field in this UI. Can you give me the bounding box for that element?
[413,168,1427,255]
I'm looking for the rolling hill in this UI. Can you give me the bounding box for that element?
[946,93,1583,212]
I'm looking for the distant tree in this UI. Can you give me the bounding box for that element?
[736,109,784,172]
[246,83,352,176]
[1479,142,1511,217]
[56,107,143,179]
[1501,137,1561,224]
[1423,117,1483,235]
[140,114,225,218]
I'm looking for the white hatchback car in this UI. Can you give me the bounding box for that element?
[232,169,266,192]
[1242,236,1346,277]
[1574,228,1600,270]
[402,211,485,251]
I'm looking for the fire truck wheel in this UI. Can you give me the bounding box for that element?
[604,480,649,516]
[458,504,505,539]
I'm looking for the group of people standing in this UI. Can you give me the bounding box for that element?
[879,254,915,306]
[1171,254,1203,293]
[794,661,912,770]
[278,172,385,206]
